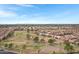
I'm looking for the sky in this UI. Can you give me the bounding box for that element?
[0,4,79,24]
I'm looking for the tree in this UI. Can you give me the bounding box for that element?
[27,28,30,33]
[40,39,45,43]
[30,27,33,31]
[21,44,26,53]
[26,33,30,40]
[64,40,74,53]
[4,43,8,48]
[8,43,13,49]
[33,37,39,43]
[52,51,56,54]
[22,44,26,50]
[48,39,55,45]
[7,31,14,37]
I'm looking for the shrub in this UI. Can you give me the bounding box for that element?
[33,45,42,53]
[64,40,74,53]
[48,39,55,45]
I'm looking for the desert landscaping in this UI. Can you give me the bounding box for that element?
[0,24,79,54]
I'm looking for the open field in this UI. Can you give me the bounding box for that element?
[0,24,79,54]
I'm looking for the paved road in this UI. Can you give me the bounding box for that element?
[0,49,17,54]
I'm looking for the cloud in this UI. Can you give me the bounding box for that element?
[0,10,17,17]
[16,4,39,9]
[18,4,34,7]
[0,9,64,24]
[0,5,77,24]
